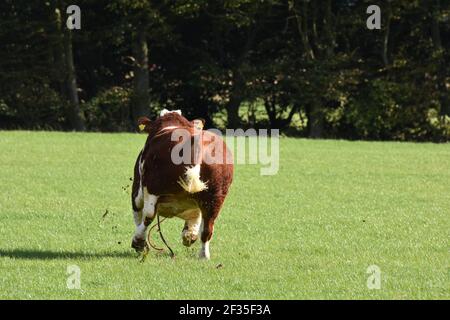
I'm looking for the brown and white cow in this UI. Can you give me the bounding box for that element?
[131,109,233,259]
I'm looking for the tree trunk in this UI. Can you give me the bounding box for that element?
[226,73,247,128]
[306,103,324,138]
[293,1,324,137]
[63,28,85,131]
[311,1,319,51]
[324,0,334,58]
[227,100,241,129]
[131,30,150,124]
[225,24,258,129]
[431,0,442,51]
[264,98,277,128]
[264,99,298,129]
[226,70,245,129]
[382,1,392,67]
[294,0,315,60]
[431,0,449,117]
[53,6,66,98]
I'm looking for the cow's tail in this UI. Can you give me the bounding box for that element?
[178,164,208,193]
[177,127,207,193]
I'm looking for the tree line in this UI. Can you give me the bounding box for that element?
[0,0,448,141]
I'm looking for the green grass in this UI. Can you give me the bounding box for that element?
[0,131,448,299]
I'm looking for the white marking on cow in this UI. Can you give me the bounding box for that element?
[198,217,210,259]
[133,189,143,226]
[134,222,147,239]
[134,159,144,210]
[161,125,179,131]
[160,109,182,117]
[133,153,144,226]
[143,189,158,219]
[139,157,145,175]
[199,240,210,260]
[177,164,208,193]
[134,186,143,210]
[133,210,143,227]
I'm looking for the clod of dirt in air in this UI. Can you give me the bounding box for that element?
[216,263,223,269]
[117,241,122,245]
[122,183,131,194]
[102,209,109,219]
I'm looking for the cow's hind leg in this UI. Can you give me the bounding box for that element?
[199,217,214,259]
[198,197,225,259]
[132,188,158,252]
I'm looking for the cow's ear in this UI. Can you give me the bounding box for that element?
[137,117,151,133]
[193,118,205,130]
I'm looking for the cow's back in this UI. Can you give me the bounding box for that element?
[142,130,187,195]
[141,129,233,197]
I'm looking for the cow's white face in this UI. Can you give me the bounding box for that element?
[160,109,182,117]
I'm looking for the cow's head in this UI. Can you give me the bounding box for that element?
[137,110,205,135]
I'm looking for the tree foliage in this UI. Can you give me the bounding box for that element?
[0,0,448,141]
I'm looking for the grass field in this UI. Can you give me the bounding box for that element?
[0,131,448,299]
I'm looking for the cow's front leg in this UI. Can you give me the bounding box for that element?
[132,188,158,252]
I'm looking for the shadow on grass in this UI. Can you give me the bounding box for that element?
[0,248,134,260]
